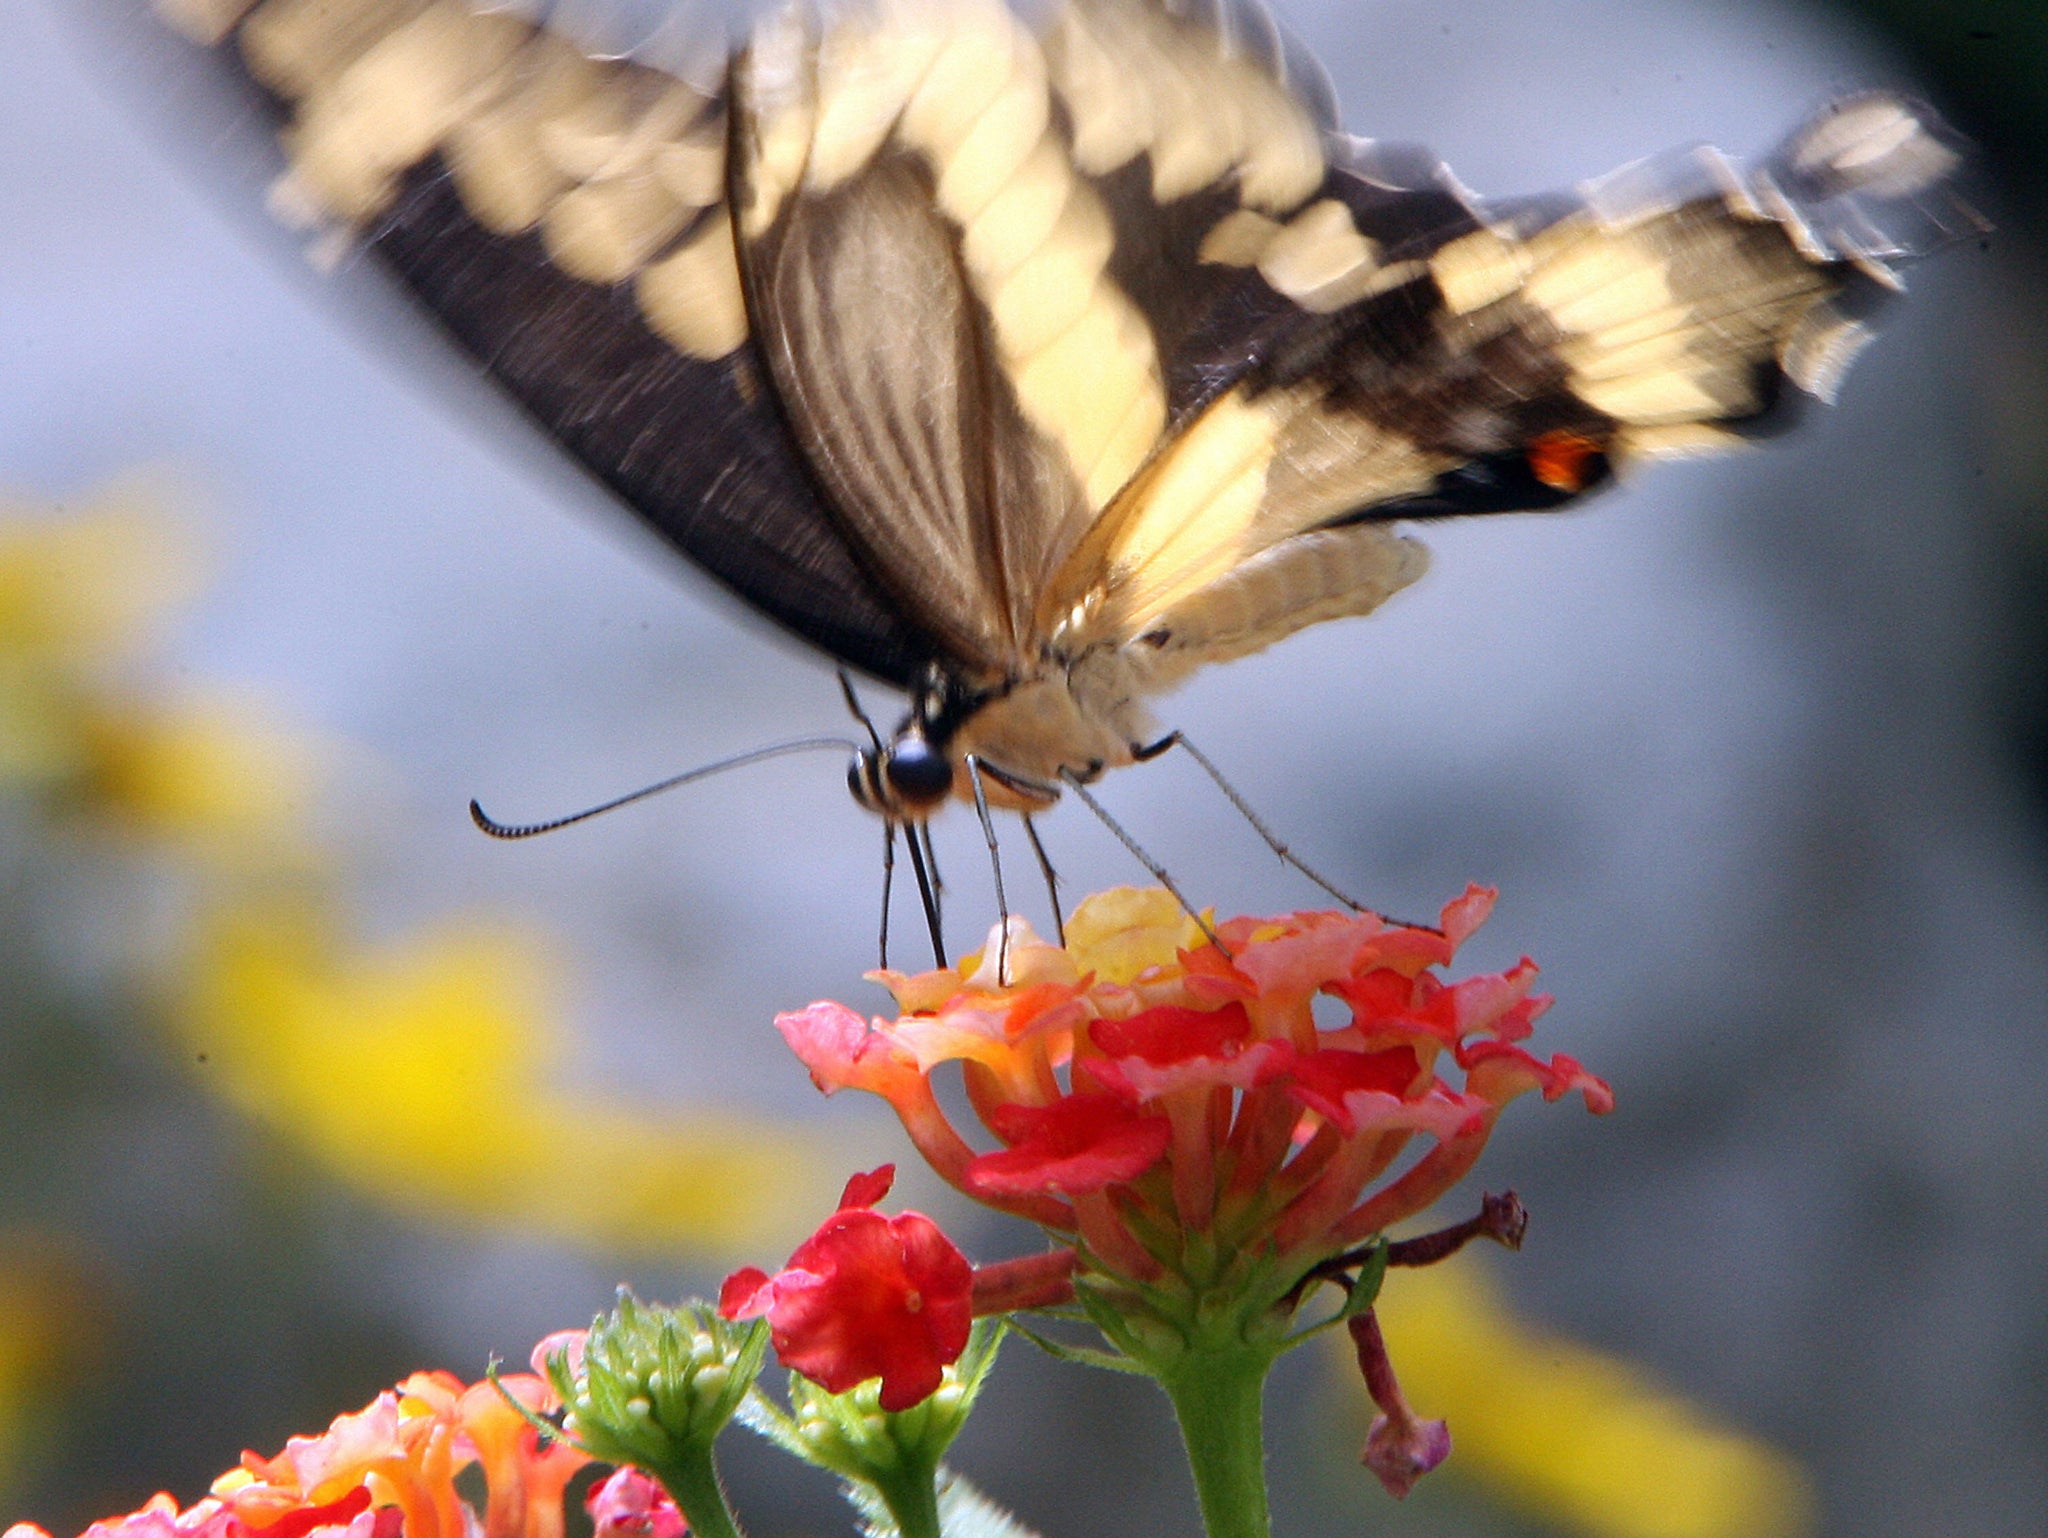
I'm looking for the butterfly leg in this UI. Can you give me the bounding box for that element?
[972,760,1067,947]
[878,817,898,970]
[902,816,947,969]
[963,756,1013,984]
[837,668,884,749]
[1139,731,1365,912]
[918,819,945,898]
[1059,770,1227,956]
[1021,813,1066,947]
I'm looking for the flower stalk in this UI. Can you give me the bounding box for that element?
[648,1447,745,1538]
[1157,1338,1283,1538]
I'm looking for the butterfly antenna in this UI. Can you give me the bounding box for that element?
[902,816,947,967]
[1141,731,1365,911]
[469,737,863,840]
[1022,813,1065,947]
[964,757,1013,984]
[1058,770,1227,956]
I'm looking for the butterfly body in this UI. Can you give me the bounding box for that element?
[148,0,1976,834]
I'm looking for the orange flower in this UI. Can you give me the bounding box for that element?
[10,1371,589,1538]
[778,887,1609,1283]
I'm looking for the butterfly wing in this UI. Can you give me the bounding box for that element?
[729,0,1208,679]
[143,0,1972,717]
[147,0,940,688]
[722,0,1458,682]
[1048,81,1975,662]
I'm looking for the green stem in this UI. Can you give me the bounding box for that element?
[1157,1346,1278,1538]
[870,1456,945,1538]
[654,1444,746,1538]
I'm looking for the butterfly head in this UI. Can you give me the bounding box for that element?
[848,727,955,819]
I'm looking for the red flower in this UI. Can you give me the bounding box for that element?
[720,1166,973,1412]
[965,1094,1173,1197]
[1086,1002,1293,1100]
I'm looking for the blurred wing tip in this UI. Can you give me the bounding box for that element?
[1760,91,1988,264]
[151,0,259,45]
[1775,93,1966,202]
[1333,133,1481,207]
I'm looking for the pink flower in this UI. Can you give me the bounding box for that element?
[770,885,1610,1497]
[720,1166,974,1412]
[583,1470,686,1538]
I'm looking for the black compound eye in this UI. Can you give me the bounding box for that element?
[885,736,953,808]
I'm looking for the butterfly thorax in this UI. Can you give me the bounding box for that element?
[848,649,1153,821]
[951,658,1150,792]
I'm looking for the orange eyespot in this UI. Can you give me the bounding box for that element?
[1528,431,1606,492]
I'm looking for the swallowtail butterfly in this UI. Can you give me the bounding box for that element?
[145,0,1973,852]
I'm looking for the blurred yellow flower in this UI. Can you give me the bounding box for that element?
[1,489,194,790]
[72,691,323,861]
[0,1244,95,1497]
[7,482,841,1261]
[1367,1255,1814,1538]
[2,487,317,859]
[179,903,840,1255]
[0,480,201,665]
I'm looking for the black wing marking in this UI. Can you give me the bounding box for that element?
[370,154,942,685]
[1043,0,1336,424]
[144,0,942,688]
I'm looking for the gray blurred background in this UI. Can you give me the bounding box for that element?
[3,1,2045,1535]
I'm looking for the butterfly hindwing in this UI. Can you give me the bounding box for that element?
[733,1,1105,676]
[1050,90,1973,659]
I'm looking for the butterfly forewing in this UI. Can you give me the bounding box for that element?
[154,0,942,688]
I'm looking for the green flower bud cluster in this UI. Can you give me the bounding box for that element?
[737,1320,1003,1538]
[783,1363,977,1482]
[541,1291,769,1471]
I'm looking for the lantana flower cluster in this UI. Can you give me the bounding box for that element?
[749,886,1610,1511]
[3,1371,683,1538]
[779,886,1609,1292]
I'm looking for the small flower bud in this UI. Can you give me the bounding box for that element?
[541,1291,768,1472]
[768,1321,1003,1492]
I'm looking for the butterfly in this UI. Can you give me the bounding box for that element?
[145,0,1973,949]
